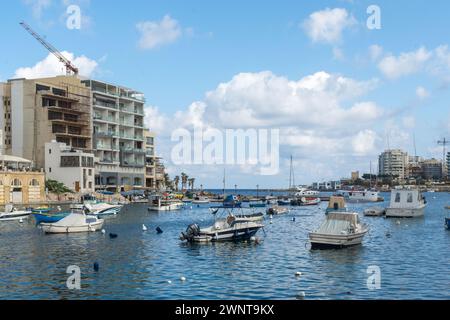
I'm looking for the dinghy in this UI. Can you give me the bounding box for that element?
[364,206,385,217]
[40,211,104,234]
[266,206,289,215]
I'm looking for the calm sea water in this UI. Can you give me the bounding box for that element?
[0,192,449,300]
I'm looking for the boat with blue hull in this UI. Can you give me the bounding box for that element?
[33,211,70,224]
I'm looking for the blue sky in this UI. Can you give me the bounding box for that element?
[1,0,450,188]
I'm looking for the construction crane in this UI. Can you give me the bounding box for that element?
[19,21,79,76]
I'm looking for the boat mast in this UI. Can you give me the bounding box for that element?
[222,168,226,198]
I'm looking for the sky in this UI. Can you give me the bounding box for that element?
[1,0,450,188]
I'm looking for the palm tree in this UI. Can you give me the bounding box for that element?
[163,173,171,190]
[181,172,188,191]
[188,178,195,191]
[173,176,180,191]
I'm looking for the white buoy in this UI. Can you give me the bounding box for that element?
[295,271,302,277]
[167,280,172,284]
[270,215,273,220]
[396,220,401,225]
[101,229,106,235]
[296,291,306,299]
[270,220,273,224]
[180,276,186,282]
[19,218,24,223]
[142,224,148,231]
[250,236,257,242]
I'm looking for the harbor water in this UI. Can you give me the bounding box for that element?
[0,192,449,300]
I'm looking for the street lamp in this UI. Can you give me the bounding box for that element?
[256,184,259,198]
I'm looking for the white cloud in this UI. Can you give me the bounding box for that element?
[136,15,182,50]
[13,51,98,79]
[352,130,378,155]
[402,116,416,129]
[378,47,432,79]
[302,8,356,44]
[24,0,52,19]
[416,86,429,99]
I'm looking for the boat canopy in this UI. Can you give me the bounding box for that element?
[328,196,346,209]
[316,213,358,235]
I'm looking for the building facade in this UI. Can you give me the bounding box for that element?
[420,158,443,180]
[378,149,408,181]
[81,80,145,191]
[144,130,156,189]
[447,152,450,180]
[45,141,95,193]
[0,76,92,169]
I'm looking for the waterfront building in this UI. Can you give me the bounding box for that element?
[44,141,95,193]
[378,149,408,181]
[0,155,45,204]
[0,76,92,169]
[311,180,341,190]
[144,130,156,189]
[81,79,146,191]
[154,157,166,190]
[420,158,443,181]
[351,171,359,181]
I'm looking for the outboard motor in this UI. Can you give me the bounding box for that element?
[180,223,200,241]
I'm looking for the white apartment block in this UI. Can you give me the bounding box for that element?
[378,149,408,180]
[81,79,146,191]
[45,141,95,193]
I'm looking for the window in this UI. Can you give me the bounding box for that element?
[11,178,22,187]
[29,179,40,186]
[49,149,51,154]
[61,156,80,167]
[48,167,51,173]
[42,98,57,107]
[407,193,413,203]
[395,192,401,203]
[88,182,92,189]
[88,169,92,176]
[0,179,3,186]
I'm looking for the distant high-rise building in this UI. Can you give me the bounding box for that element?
[378,149,408,180]
[420,158,443,180]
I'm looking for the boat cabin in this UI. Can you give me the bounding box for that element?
[389,189,425,209]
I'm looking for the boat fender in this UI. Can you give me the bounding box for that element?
[180,276,186,282]
[93,262,99,272]
[109,233,118,239]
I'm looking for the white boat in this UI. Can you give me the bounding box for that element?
[148,194,183,211]
[385,188,426,218]
[84,203,123,216]
[266,206,289,215]
[180,215,264,243]
[338,190,380,203]
[295,187,319,197]
[192,196,210,204]
[309,212,368,249]
[40,211,104,234]
[0,205,32,222]
[364,206,385,217]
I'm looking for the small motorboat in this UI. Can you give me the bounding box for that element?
[325,196,348,215]
[0,205,32,222]
[309,212,368,249]
[40,211,104,234]
[277,199,291,206]
[85,203,122,217]
[192,196,210,204]
[249,202,266,208]
[180,215,264,243]
[266,206,289,215]
[364,206,386,217]
[299,197,321,206]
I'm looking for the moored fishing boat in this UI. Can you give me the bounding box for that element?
[295,187,319,197]
[33,211,70,224]
[325,196,348,215]
[0,205,32,222]
[385,188,426,218]
[85,203,123,217]
[309,212,368,249]
[40,211,104,234]
[249,202,266,208]
[337,189,381,203]
[299,197,321,206]
[148,193,183,211]
[192,196,210,204]
[277,198,291,206]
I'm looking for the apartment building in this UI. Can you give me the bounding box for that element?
[420,158,443,180]
[81,79,145,191]
[144,129,156,189]
[0,76,92,169]
[378,149,408,181]
[45,141,95,193]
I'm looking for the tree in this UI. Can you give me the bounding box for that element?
[45,179,73,200]
[181,172,188,191]
[173,176,180,191]
[163,173,171,190]
[188,178,195,191]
